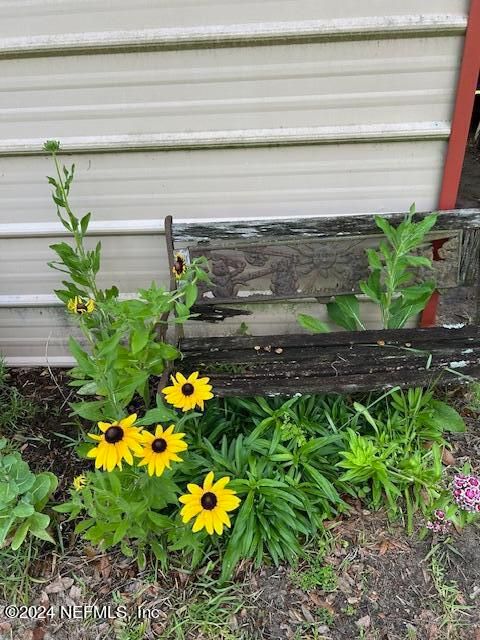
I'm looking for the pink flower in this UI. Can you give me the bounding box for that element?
[452,474,480,513]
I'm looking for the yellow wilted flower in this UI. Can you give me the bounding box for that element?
[72,474,87,491]
[67,296,95,315]
[172,253,187,279]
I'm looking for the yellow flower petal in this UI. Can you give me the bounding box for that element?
[203,510,214,535]
[203,471,215,491]
[119,414,137,429]
[212,476,231,492]
[192,511,206,532]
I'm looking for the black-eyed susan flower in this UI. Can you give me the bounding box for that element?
[179,471,240,535]
[86,414,143,472]
[162,372,213,412]
[72,474,87,491]
[67,296,95,314]
[172,252,187,279]
[137,424,188,477]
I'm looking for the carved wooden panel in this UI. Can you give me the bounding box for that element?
[188,230,461,303]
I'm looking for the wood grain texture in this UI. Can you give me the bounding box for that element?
[173,209,480,243]
[178,326,480,396]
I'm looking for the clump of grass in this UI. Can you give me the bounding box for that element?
[0,538,40,604]
[290,534,339,593]
[291,563,338,593]
[316,606,335,626]
[0,359,38,435]
[426,543,472,633]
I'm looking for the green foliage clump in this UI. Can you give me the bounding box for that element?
[54,465,205,570]
[292,563,338,593]
[298,205,437,332]
[0,438,57,550]
[43,140,209,421]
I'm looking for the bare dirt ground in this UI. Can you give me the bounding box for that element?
[0,370,479,640]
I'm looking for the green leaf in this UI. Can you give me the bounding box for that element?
[404,255,432,268]
[28,512,50,531]
[131,326,150,354]
[80,212,91,235]
[96,332,122,358]
[12,499,35,518]
[136,406,177,426]
[0,515,15,546]
[70,399,108,422]
[183,282,198,309]
[297,314,330,334]
[30,527,55,544]
[76,382,98,396]
[147,512,173,529]
[53,502,76,514]
[429,399,466,433]
[11,521,30,551]
[374,216,396,245]
[68,337,94,375]
[149,342,180,362]
[30,473,57,506]
[112,519,130,545]
[360,270,382,304]
[327,295,363,331]
[174,301,190,321]
[366,248,382,270]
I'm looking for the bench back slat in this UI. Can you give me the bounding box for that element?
[167,209,480,325]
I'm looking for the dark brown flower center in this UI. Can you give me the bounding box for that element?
[152,438,167,453]
[173,257,185,274]
[76,302,87,313]
[105,425,124,443]
[201,492,217,510]
[181,383,195,396]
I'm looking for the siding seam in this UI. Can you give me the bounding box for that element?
[0,122,451,157]
[0,15,467,59]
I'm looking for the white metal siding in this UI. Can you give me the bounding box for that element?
[0,1,470,364]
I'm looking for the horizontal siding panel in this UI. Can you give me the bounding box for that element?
[0,234,168,296]
[0,37,463,139]
[0,142,447,226]
[0,306,81,361]
[0,2,469,40]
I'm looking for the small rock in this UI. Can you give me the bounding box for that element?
[69,585,82,601]
[442,448,456,466]
[45,576,74,594]
[356,614,371,630]
[301,605,314,622]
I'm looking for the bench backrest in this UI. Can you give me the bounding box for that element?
[166,209,480,326]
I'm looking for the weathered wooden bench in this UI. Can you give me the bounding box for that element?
[164,209,480,396]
